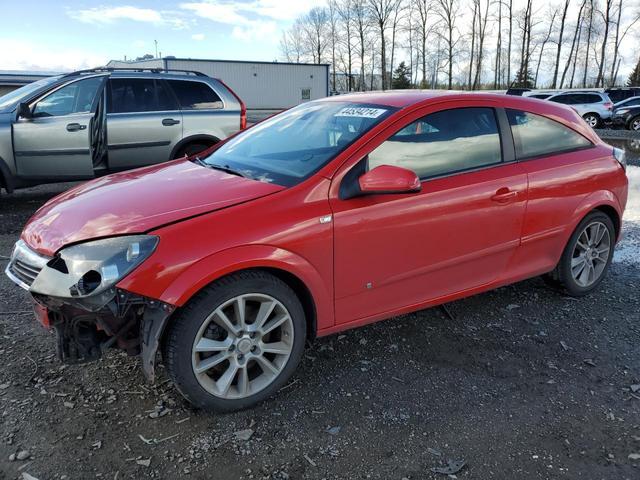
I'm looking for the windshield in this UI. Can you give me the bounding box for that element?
[200,101,396,186]
[0,76,62,111]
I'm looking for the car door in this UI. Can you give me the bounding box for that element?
[12,75,106,178]
[106,77,183,170]
[330,105,528,324]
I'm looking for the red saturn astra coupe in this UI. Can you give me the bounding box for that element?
[6,92,628,411]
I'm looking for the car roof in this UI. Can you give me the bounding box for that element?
[319,90,510,108]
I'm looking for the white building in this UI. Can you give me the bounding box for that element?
[107,57,330,110]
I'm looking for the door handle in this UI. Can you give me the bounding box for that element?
[66,123,87,132]
[491,188,518,203]
[162,118,180,126]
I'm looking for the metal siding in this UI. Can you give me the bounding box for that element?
[166,59,328,109]
[107,59,164,69]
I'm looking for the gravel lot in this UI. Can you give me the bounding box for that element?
[1,137,639,480]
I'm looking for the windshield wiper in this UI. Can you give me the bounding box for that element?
[193,157,249,179]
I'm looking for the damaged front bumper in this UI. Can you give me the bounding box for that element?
[5,239,175,381]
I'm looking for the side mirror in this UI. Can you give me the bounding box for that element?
[358,165,421,195]
[17,102,32,119]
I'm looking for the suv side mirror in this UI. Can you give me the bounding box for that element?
[359,165,421,195]
[17,102,32,119]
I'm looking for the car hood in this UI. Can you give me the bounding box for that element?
[22,160,285,256]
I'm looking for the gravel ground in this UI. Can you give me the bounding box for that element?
[1,140,639,480]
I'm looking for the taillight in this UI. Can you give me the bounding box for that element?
[215,77,247,130]
[613,147,626,170]
[604,102,613,110]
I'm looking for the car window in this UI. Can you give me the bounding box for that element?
[581,94,602,104]
[167,80,223,110]
[507,109,592,159]
[550,94,574,105]
[32,77,103,118]
[367,107,502,179]
[108,78,178,113]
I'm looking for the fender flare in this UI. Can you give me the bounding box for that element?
[169,134,220,160]
[0,155,15,193]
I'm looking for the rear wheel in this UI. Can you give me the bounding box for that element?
[582,113,600,128]
[545,211,615,296]
[174,142,214,159]
[629,116,640,131]
[163,271,306,412]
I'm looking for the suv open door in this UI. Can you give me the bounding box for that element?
[12,75,107,179]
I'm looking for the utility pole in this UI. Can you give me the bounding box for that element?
[154,40,159,58]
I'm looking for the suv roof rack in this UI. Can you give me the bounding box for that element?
[62,67,208,78]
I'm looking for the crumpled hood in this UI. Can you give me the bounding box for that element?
[22,159,284,256]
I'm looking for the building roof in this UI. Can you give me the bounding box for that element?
[0,70,61,86]
[109,57,330,68]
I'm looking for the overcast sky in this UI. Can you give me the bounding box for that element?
[0,0,637,83]
[0,0,326,72]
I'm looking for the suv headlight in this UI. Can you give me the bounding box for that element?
[31,235,158,300]
[616,108,630,115]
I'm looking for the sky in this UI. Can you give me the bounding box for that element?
[0,0,326,72]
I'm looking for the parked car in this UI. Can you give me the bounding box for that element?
[614,95,640,109]
[611,104,640,131]
[0,68,246,194]
[605,87,640,104]
[546,91,613,127]
[6,92,628,411]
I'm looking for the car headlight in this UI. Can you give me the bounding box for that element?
[615,108,629,115]
[30,235,158,300]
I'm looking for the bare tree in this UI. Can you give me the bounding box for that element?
[335,0,355,91]
[494,0,502,87]
[280,20,306,63]
[468,1,477,88]
[388,0,406,88]
[534,8,557,87]
[367,0,400,90]
[551,0,570,89]
[560,0,586,88]
[596,0,613,87]
[582,0,594,86]
[506,0,513,85]
[472,0,491,89]
[353,0,372,90]
[608,0,640,85]
[414,0,433,87]
[435,0,459,89]
[302,7,330,64]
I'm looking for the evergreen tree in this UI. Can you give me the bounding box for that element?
[391,62,413,89]
[628,56,640,87]
[511,67,535,88]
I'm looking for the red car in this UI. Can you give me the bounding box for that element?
[6,92,628,411]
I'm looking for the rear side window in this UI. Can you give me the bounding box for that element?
[580,94,602,104]
[167,80,223,110]
[507,109,592,159]
[368,107,502,179]
[108,78,178,113]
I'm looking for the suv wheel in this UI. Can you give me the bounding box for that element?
[582,113,600,128]
[630,116,640,131]
[175,142,214,159]
[544,211,615,297]
[163,271,306,412]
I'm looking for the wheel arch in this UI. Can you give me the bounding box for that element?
[568,191,623,243]
[156,244,333,337]
[169,134,220,160]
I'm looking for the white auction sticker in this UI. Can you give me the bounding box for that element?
[335,107,387,118]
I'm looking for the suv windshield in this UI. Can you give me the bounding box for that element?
[200,101,396,186]
[0,76,62,112]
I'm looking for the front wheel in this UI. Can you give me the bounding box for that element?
[163,271,307,412]
[545,211,615,296]
[629,116,640,131]
[583,113,600,128]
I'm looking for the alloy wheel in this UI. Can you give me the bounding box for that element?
[632,118,640,131]
[571,221,611,287]
[191,293,294,399]
[584,115,598,128]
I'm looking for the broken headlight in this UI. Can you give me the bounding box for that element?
[31,235,158,300]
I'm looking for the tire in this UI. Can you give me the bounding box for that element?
[545,211,615,297]
[175,142,214,159]
[163,271,307,412]
[629,116,640,131]
[582,113,600,128]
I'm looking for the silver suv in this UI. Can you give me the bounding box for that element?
[0,68,246,193]
[546,91,613,128]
